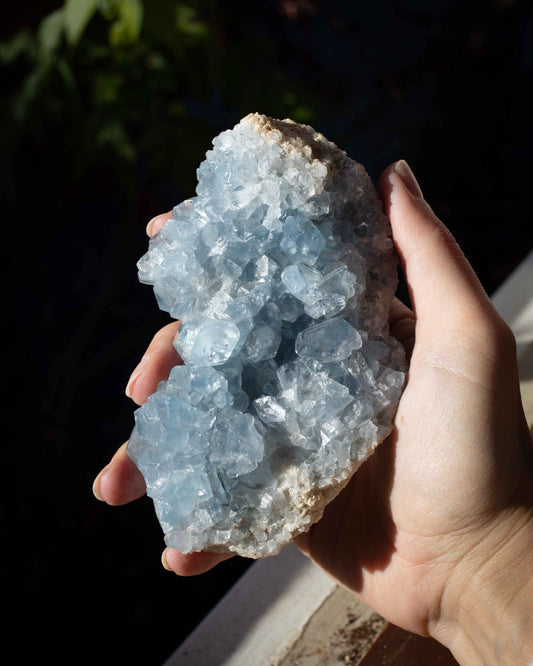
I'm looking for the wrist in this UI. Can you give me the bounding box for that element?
[431,502,533,665]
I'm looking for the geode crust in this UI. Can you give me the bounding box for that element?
[127,113,406,558]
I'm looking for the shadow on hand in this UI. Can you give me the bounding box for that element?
[302,429,398,594]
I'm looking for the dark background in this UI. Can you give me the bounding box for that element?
[3,1,532,664]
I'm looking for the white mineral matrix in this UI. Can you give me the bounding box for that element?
[127,113,407,558]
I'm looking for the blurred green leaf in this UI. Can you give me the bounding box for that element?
[12,66,48,121]
[96,121,137,161]
[175,4,208,38]
[38,9,65,55]
[0,29,34,63]
[107,0,144,45]
[56,57,77,95]
[63,0,100,45]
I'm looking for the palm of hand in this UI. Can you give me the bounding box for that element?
[296,295,525,637]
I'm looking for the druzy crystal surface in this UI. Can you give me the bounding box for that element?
[127,114,406,558]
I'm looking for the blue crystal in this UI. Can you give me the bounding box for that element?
[126,114,407,558]
[175,317,242,367]
[295,317,362,361]
[279,213,326,265]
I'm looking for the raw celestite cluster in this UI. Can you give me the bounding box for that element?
[127,114,406,558]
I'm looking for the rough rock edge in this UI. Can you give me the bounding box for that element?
[243,112,352,177]
[151,114,401,558]
[203,438,382,558]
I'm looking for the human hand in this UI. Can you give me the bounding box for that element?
[294,161,533,663]
[93,161,533,663]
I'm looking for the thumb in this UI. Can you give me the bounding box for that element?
[378,160,495,334]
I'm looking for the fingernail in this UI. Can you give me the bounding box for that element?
[92,464,110,501]
[145,216,158,236]
[394,160,424,198]
[125,356,149,398]
[92,478,104,501]
[161,549,173,572]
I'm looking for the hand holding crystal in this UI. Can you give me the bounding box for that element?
[93,160,533,663]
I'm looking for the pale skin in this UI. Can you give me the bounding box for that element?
[93,160,533,664]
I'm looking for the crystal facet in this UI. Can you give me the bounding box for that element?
[127,113,407,558]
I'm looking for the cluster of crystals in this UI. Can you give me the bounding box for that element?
[127,115,406,558]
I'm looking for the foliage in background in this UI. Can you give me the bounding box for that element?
[0,0,317,212]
